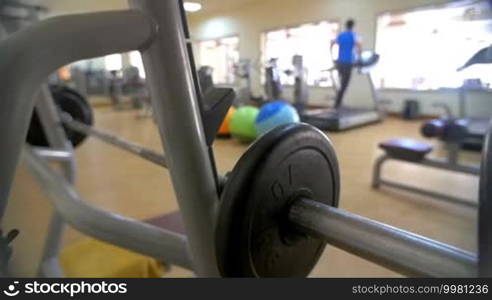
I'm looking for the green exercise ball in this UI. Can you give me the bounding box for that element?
[230,106,259,143]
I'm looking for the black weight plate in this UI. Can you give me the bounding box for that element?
[479,121,492,277]
[55,86,94,147]
[26,85,93,148]
[216,123,340,277]
[26,109,48,146]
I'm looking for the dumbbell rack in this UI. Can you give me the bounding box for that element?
[0,0,490,278]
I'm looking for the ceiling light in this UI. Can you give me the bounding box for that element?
[184,2,202,12]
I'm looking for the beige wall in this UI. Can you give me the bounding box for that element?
[188,0,492,116]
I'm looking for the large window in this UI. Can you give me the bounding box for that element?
[129,51,146,78]
[262,21,340,87]
[104,54,123,71]
[375,0,492,90]
[198,36,240,84]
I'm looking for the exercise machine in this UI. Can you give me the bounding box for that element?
[373,118,480,207]
[107,66,149,110]
[301,50,383,131]
[264,58,284,101]
[456,44,492,151]
[289,55,309,111]
[0,0,491,278]
[263,55,309,108]
[231,59,265,106]
[197,65,215,95]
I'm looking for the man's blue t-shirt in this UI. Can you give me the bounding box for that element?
[337,31,356,64]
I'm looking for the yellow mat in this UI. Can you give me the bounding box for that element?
[60,238,165,278]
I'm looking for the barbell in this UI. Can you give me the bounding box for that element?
[56,108,492,278]
[215,123,491,278]
[26,85,93,148]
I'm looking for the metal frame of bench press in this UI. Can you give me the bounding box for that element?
[0,0,220,277]
[372,143,481,208]
[0,0,487,278]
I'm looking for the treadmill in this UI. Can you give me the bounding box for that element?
[456,44,492,151]
[301,50,382,131]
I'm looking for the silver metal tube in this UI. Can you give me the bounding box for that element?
[290,199,478,277]
[367,73,382,115]
[373,154,478,207]
[35,86,76,181]
[420,158,479,175]
[0,10,154,219]
[38,214,66,277]
[34,85,76,278]
[32,148,73,162]
[379,179,477,208]
[129,0,220,276]
[377,155,479,176]
[25,148,192,270]
[62,115,167,168]
[372,155,386,189]
[39,257,64,278]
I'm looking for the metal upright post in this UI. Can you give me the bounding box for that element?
[34,85,75,277]
[459,87,467,119]
[368,73,382,115]
[128,0,220,276]
[35,86,76,182]
[446,143,460,166]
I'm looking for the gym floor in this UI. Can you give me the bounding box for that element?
[6,103,481,277]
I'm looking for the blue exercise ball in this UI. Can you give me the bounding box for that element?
[255,101,300,136]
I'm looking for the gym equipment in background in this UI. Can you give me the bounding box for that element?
[373,118,480,207]
[200,59,266,107]
[106,66,149,110]
[232,59,265,106]
[255,101,300,137]
[456,44,492,151]
[1,0,491,278]
[263,55,309,108]
[288,55,310,112]
[301,50,383,131]
[402,99,420,120]
[197,66,215,95]
[264,58,284,101]
[230,106,259,142]
[457,44,492,72]
[27,85,94,148]
[109,66,149,110]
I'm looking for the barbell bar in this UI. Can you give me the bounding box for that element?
[61,114,168,168]
[289,198,477,277]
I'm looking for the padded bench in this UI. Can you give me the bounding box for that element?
[379,138,433,162]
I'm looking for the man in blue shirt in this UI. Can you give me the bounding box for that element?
[331,19,362,109]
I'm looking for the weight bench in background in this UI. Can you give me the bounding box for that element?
[372,138,480,208]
